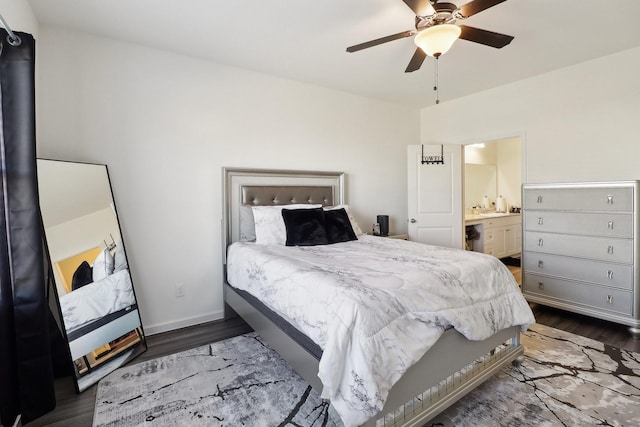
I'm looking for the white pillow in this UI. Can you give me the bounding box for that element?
[93,247,114,281]
[239,205,256,242]
[325,204,364,236]
[113,243,128,272]
[252,204,322,245]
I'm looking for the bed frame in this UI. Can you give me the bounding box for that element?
[222,167,524,426]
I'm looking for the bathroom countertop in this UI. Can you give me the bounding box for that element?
[465,212,521,223]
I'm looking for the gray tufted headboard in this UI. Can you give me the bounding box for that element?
[222,168,345,262]
[241,185,334,207]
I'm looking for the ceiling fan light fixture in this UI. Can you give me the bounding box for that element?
[414,24,461,57]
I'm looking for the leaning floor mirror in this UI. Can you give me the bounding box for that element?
[37,159,147,392]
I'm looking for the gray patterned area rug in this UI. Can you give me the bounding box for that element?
[93,323,640,427]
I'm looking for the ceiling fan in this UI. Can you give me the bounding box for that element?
[346,0,514,73]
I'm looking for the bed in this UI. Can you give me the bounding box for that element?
[222,168,535,427]
[58,246,141,364]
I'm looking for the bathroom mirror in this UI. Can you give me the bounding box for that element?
[37,159,146,392]
[464,163,497,210]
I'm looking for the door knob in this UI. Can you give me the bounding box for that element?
[410,218,417,223]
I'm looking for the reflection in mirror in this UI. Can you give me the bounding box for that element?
[464,163,497,210]
[37,159,146,392]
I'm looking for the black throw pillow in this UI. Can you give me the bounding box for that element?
[324,208,358,244]
[71,260,93,290]
[282,207,329,246]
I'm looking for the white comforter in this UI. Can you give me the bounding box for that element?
[59,269,135,334]
[226,236,535,427]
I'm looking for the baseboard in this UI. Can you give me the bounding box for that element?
[144,310,224,336]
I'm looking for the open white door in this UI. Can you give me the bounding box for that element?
[407,144,464,248]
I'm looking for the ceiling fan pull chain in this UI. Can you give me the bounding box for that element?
[434,56,440,105]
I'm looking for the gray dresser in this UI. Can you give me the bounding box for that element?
[522,181,640,337]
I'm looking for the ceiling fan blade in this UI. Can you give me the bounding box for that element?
[458,0,507,18]
[459,25,514,48]
[346,30,415,53]
[401,0,435,16]
[405,48,427,72]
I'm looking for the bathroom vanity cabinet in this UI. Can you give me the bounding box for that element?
[465,213,522,259]
[522,181,640,337]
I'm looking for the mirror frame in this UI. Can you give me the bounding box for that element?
[37,158,147,393]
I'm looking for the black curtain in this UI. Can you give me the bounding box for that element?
[0,30,56,425]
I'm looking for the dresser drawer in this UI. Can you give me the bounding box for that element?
[523,273,632,315]
[523,252,633,290]
[523,186,634,212]
[524,211,633,238]
[482,215,521,228]
[484,228,495,244]
[524,232,633,264]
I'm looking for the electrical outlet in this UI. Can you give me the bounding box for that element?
[175,283,185,298]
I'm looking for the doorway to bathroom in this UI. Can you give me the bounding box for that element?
[464,136,523,270]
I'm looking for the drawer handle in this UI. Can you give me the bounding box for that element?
[606,295,614,304]
[538,217,544,225]
[538,260,544,268]
[607,270,614,279]
[537,195,543,203]
[538,238,544,247]
[608,220,614,230]
[538,282,544,290]
[607,245,614,254]
[607,195,614,204]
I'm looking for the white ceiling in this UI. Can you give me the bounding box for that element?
[28,0,640,108]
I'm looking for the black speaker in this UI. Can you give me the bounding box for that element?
[377,215,389,237]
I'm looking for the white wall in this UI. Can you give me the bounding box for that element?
[420,47,640,184]
[496,138,521,210]
[0,0,38,36]
[35,26,420,334]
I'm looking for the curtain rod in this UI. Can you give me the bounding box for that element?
[0,13,21,46]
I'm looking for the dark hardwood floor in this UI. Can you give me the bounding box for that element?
[28,292,640,426]
[531,303,640,353]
